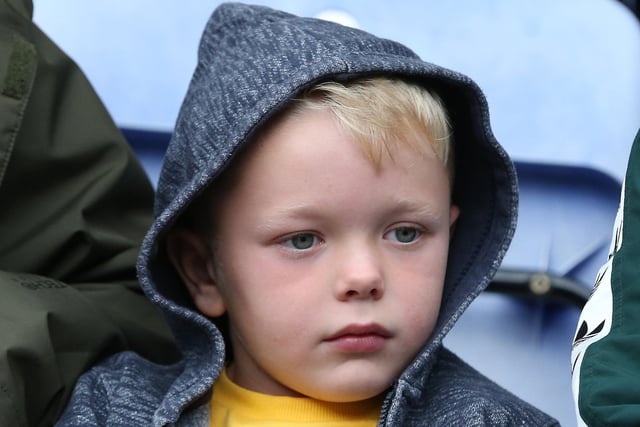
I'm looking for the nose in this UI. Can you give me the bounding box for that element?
[335,245,384,301]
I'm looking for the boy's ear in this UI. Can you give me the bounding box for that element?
[166,229,226,317]
[449,205,460,237]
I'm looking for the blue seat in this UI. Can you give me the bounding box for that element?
[446,161,620,423]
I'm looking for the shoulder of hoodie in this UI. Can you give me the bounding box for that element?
[406,348,560,426]
[57,351,184,425]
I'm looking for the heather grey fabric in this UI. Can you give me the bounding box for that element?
[58,3,558,426]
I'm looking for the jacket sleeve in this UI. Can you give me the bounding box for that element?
[0,1,179,426]
[54,352,186,427]
[571,129,640,427]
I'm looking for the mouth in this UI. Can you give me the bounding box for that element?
[324,323,392,353]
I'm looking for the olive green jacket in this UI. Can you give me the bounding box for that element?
[0,1,178,425]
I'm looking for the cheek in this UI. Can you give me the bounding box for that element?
[218,251,321,327]
[398,283,443,328]
[391,250,448,330]
[395,286,443,357]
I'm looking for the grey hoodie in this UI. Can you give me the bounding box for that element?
[58,3,559,426]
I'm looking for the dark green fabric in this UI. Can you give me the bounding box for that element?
[578,129,640,426]
[0,0,179,426]
[1,32,34,99]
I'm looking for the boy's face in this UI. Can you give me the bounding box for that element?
[178,107,458,402]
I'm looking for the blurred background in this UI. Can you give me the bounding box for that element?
[33,1,640,425]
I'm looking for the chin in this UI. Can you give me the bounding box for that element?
[305,380,392,403]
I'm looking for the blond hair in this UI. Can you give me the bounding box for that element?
[292,77,454,181]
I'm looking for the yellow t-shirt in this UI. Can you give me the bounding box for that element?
[210,369,383,426]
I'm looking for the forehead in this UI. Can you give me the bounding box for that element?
[255,104,443,168]
[214,108,452,213]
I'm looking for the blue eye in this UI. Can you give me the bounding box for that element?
[387,227,420,243]
[285,233,318,250]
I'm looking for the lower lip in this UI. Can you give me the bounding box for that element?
[326,334,387,353]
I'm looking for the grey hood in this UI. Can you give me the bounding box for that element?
[137,1,518,422]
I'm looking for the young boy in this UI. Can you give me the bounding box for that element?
[58,3,559,425]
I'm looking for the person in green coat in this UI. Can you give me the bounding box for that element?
[0,0,179,425]
[572,128,640,426]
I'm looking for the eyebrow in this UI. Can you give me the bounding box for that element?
[387,199,445,224]
[254,204,323,233]
[255,199,445,233]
